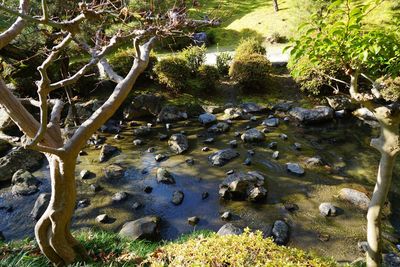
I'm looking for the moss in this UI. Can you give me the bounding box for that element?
[146,229,337,267]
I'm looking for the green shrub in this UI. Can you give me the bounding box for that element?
[154,56,191,92]
[377,76,400,102]
[229,53,271,91]
[197,65,220,93]
[288,55,344,95]
[146,229,337,266]
[235,37,266,58]
[179,44,207,74]
[216,52,233,76]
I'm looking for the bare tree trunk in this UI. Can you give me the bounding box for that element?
[273,0,279,12]
[35,155,88,266]
[367,107,400,267]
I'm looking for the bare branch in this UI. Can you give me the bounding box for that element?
[0,0,29,49]
[98,59,124,83]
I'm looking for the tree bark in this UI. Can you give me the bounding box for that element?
[35,155,88,266]
[273,0,279,12]
[367,106,400,267]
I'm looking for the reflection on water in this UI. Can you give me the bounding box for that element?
[0,115,399,263]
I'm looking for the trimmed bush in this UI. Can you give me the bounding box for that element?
[154,56,191,93]
[179,44,207,75]
[146,229,337,266]
[197,65,220,93]
[216,52,232,76]
[229,53,271,91]
[235,37,266,58]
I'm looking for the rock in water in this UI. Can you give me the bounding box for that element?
[262,117,279,127]
[0,147,44,182]
[103,164,125,179]
[286,163,305,176]
[199,113,217,125]
[289,106,334,124]
[172,191,184,205]
[240,102,266,113]
[217,223,243,236]
[133,126,151,137]
[188,216,200,225]
[208,122,230,134]
[11,169,40,196]
[338,188,370,211]
[272,220,290,245]
[157,105,188,122]
[112,192,128,202]
[156,168,175,184]
[208,149,239,166]
[319,202,338,217]
[31,193,50,220]
[119,216,161,241]
[241,128,265,143]
[99,144,119,162]
[168,134,189,154]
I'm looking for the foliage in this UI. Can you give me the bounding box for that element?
[377,76,400,102]
[216,52,233,76]
[229,53,270,91]
[146,229,337,266]
[197,65,220,93]
[287,0,400,95]
[179,44,207,74]
[154,56,191,92]
[234,37,266,58]
[268,32,289,44]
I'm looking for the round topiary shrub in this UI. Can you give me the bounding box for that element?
[179,44,207,75]
[229,53,271,91]
[198,65,220,93]
[235,37,266,58]
[154,56,191,93]
[216,52,232,76]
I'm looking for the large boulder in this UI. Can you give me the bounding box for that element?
[208,122,230,134]
[219,171,266,202]
[353,107,377,121]
[31,193,51,220]
[168,134,189,154]
[239,102,266,113]
[0,147,44,182]
[223,107,249,120]
[208,149,239,166]
[119,216,161,241]
[289,106,334,124]
[157,105,188,123]
[99,144,119,163]
[339,188,370,211]
[241,128,265,143]
[11,169,40,196]
[217,223,243,236]
[123,94,165,119]
[198,113,217,125]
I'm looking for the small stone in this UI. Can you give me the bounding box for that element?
[229,140,238,148]
[243,158,252,166]
[155,154,167,162]
[250,116,257,121]
[202,147,210,152]
[188,216,199,225]
[248,150,255,156]
[166,123,172,130]
[234,131,241,137]
[358,241,368,252]
[147,147,155,153]
[226,170,234,175]
[156,168,175,184]
[103,164,125,179]
[77,199,90,209]
[186,158,195,165]
[168,134,189,154]
[159,134,168,141]
[202,192,209,199]
[144,186,153,194]
[133,139,143,146]
[132,202,142,210]
[293,142,302,150]
[147,123,153,128]
[112,192,128,202]
[199,113,217,125]
[172,191,184,205]
[245,125,251,130]
[262,117,279,127]
[221,211,231,221]
[90,184,102,192]
[318,233,330,242]
[80,169,93,179]
[319,202,337,217]
[79,150,87,156]
[286,163,305,175]
[272,151,279,159]
[217,223,243,236]
[283,117,290,122]
[247,187,267,202]
[204,138,215,144]
[268,142,278,149]
[99,144,119,162]
[279,133,288,140]
[284,203,299,212]
[262,128,270,134]
[114,134,123,140]
[96,214,109,223]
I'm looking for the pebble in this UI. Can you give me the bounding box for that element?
[133,139,143,146]
[229,140,238,148]
[244,158,252,165]
[112,192,128,202]
[147,147,155,153]
[114,134,123,140]
[279,133,288,140]
[272,151,279,159]
[77,199,90,209]
[188,216,200,225]
[268,142,277,149]
[202,147,210,152]
[132,202,142,210]
[226,170,234,175]
[234,132,241,137]
[186,158,195,165]
[204,138,215,144]
[89,184,102,192]
[96,214,109,223]
[248,150,255,156]
[284,203,299,212]
[294,142,302,150]
[155,154,167,162]
[221,211,231,221]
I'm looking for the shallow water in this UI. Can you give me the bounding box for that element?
[1,113,399,263]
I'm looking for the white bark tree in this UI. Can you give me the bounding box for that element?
[0,0,210,265]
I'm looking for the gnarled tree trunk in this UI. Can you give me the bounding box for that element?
[367,106,400,267]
